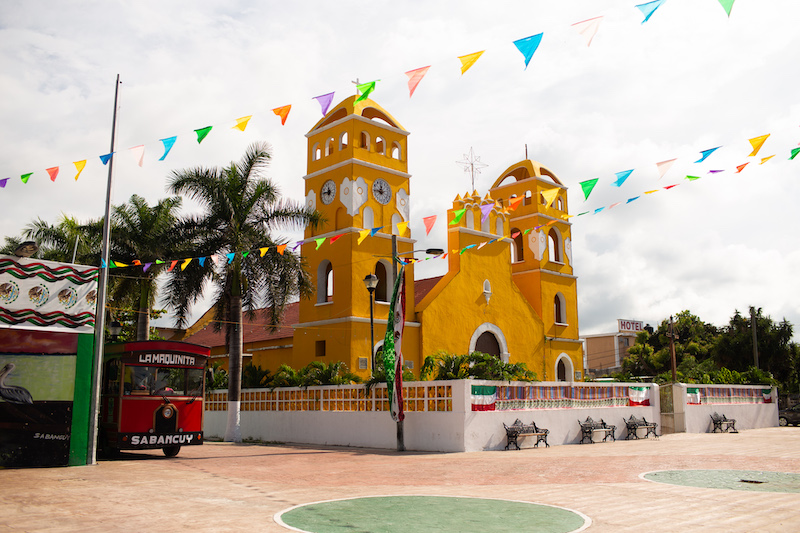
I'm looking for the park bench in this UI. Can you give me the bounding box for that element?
[710,412,738,433]
[623,415,658,440]
[503,419,550,450]
[578,416,615,444]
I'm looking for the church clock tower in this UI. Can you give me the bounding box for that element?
[292,96,419,377]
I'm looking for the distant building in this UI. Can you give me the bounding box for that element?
[581,320,651,376]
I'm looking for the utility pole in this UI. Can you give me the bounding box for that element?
[667,315,678,382]
[751,307,759,369]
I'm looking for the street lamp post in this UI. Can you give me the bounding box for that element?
[363,273,378,372]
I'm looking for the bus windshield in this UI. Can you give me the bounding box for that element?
[124,365,203,397]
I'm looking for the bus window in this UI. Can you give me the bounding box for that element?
[124,366,204,396]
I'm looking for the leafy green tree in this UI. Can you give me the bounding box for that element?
[241,363,273,388]
[1,214,100,263]
[165,142,321,441]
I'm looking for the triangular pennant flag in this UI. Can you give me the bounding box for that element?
[108,260,118,269]
[579,178,599,200]
[423,215,437,235]
[370,226,384,237]
[259,247,268,257]
[735,162,749,172]
[226,252,235,263]
[685,175,701,181]
[577,211,590,216]
[272,105,291,125]
[508,196,524,210]
[0,178,8,188]
[241,251,250,259]
[760,155,775,164]
[541,188,559,208]
[130,145,145,167]
[315,238,326,250]
[167,260,178,272]
[159,136,177,161]
[571,16,603,47]
[626,196,640,204]
[450,208,467,225]
[708,170,724,174]
[523,229,532,235]
[477,242,488,250]
[116,261,129,268]
[210,255,221,265]
[608,202,622,209]
[636,0,666,24]
[644,190,659,195]
[480,203,493,222]
[21,172,32,184]
[292,241,303,251]
[717,0,736,17]
[46,167,59,182]
[330,235,343,245]
[695,147,720,163]
[612,169,633,187]
[101,259,107,269]
[355,81,377,104]
[664,184,680,190]
[132,260,141,266]
[510,231,520,238]
[155,259,165,264]
[458,51,484,75]
[99,153,114,165]
[460,244,477,255]
[405,66,430,97]
[312,93,335,116]
[143,262,152,272]
[396,221,409,235]
[748,134,770,157]
[199,257,206,266]
[73,160,86,181]
[790,147,800,160]
[656,159,676,179]
[594,207,605,214]
[276,244,287,255]
[513,33,544,69]
[181,258,192,270]
[358,229,370,244]
[195,126,213,143]
[231,115,252,132]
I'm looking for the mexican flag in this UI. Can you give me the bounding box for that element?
[687,387,702,405]
[628,386,651,406]
[383,266,405,422]
[471,385,497,411]
[762,389,773,403]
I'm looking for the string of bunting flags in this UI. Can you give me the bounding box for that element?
[2,0,747,189]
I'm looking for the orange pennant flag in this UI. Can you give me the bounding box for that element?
[458,51,484,75]
[508,196,524,211]
[73,160,86,181]
[748,134,770,157]
[46,167,59,182]
[233,115,253,131]
[273,106,291,125]
[735,162,749,173]
[405,66,431,97]
[276,244,287,255]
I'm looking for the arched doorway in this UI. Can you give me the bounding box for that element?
[555,353,573,382]
[557,359,566,381]
[474,331,501,357]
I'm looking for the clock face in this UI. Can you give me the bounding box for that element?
[321,179,336,204]
[372,178,392,205]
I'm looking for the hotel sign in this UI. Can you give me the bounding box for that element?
[618,319,644,333]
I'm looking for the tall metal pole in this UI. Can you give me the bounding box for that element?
[751,307,759,369]
[369,291,375,372]
[87,74,121,464]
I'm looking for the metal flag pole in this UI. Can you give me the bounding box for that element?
[87,74,121,465]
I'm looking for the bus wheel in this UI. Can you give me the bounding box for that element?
[162,446,181,457]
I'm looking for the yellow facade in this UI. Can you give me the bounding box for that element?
[203,96,584,381]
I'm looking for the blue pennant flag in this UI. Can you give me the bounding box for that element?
[695,146,721,163]
[159,136,177,161]
[636,0,666,24]
[513,33,544,69]
[612,169,633,187]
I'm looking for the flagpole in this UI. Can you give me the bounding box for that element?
[87,74,120,464]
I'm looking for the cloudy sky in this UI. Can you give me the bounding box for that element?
[1,0,799,337]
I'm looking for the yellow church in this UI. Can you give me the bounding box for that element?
[184,95,583,382]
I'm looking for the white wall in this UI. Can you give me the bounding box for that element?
[675,384,778,433]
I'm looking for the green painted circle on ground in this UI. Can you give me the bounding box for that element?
[643,470,800,493]
[276,495,589,533]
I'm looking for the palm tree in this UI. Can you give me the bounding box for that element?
[165,141,321,442]
[5,215,100,263]
[109,194,187,340]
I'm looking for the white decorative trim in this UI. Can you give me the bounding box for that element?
[448,226,512,242]
[469,323,510,363]
[555,352,574,382]
[303,159,411,181]
[512,269,578,280]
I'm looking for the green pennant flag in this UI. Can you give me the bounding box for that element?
[685,175,701,181]
[315,238,325,250]
[717,0,735,17]
[155,259,165,264]
[241,251,250,259]
[449,208,467,225]
[790,147,800,160]
[355,81,377,103]
[195,126,213,143]
[579,178,599,200]
[20,172,32,184]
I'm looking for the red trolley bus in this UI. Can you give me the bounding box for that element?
[99,340,209,457]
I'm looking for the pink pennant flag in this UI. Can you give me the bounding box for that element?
[571,16,603,47]
[510,230,520,239]
[273,105,291,125]
[130,145,145,167]
[405,66,431,97]
[423,215,437,235]
[608,202,622,209]
[46,167,59,182]
[312,93,335,116]
[656,158,676,179]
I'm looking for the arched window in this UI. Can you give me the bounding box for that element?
[548,228,562,263]
[495,218,504,236]
[375,261,389,302]
[475,331,501,357]
[557,196,564,211]
[339,131,349,150]
[481,210,491,233]
[362,206,374,230]
[511,227,524,263]
[360,131,370,150]
[465,210,474,230]
[317,261,333,303]
[554,292,567,324]
[375,136,386,155]
[391,142,402,160]
[325,138,334,156]
[524,190,532,206]
[557,359,567,382]
[312,143,321,161]
[391,213,402,235]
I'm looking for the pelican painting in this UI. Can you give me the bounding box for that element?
[0,362,33,404]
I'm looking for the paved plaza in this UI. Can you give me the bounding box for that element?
[2,427,799,532]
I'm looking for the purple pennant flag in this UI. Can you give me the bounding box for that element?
[292,241,303,251]
[0,178,8,188]
[708,170,724,174]
[313,92,335,116]
[480,203,494,222]
[143,262,152,272]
